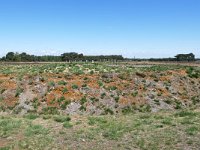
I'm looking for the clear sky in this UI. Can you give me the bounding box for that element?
[0,0,200,58]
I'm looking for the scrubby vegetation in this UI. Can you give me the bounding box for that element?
[0,63,199,115]
[0,62,200,149]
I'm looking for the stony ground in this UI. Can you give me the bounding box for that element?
[0,63,199,115]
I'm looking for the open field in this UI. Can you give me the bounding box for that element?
[1,109,200,149]
[1,61,200,67]
[0,62,200,149]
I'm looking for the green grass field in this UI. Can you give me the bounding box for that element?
[1,109,200,150]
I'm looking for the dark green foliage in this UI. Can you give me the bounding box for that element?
[32,98,40,109]
[58,80,67,85]
[62,87,68,94]
[122,106,133,114]
[48,81,55,87]
[114,96,119,103]
[175,53,195,62]
[57,96,65,103]
[174,100,182,109]
[79,106,86,111]
[60,101,71,110]
[109,86,117,91]
[132,91,138,97]
[175,110,197,117]
[15,87,23,97]
[98,81,104,87]
[191,96,200,105]
[80,97,87,105]
[186,67,200,78]
[0,89,6,94]
[42,107,59,115]
[101,93,106,99]
[104,108,114,115]
[72,84,78,89]
[54,116,71,123]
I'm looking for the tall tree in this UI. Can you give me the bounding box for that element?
[6,52,15,61]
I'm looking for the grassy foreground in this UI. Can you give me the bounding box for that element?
[1,109,200,150]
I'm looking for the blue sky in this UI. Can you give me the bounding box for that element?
[0,0,200,58]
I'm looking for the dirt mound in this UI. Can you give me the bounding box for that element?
[0,63,200,115]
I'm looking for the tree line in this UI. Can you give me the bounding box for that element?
[0,52,196,62]
[0,52,124,62]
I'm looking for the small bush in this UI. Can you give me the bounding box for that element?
[60,100,71,110]
[41,107,59,115]
[104,108,114,115]
[185,126,199,135]
[63,121,73,128]
[72,84,78,89]
[122,106,133,114]
[175,110,197,117]
[88,117,107,126]
[80,97,87,105]
[24,114,39,120]
[48,81,55,87]
[132,91,138,97]
[54,115,71,123]
[62,87,68,94]
[0,88,6,94]
[114,96,119,103]
[25,125,49,137]
[98,81,103,87]
[101,93,106,99]
[15,87,23,97]
[57,96,65,103]
[58,80,67,85]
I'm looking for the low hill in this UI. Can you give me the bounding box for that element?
[0,63,199,115]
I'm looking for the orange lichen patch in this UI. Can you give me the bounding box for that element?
[47,89,62,100]
[46,85,83,103]
[87,82,99,89]
[157,88,170,97]
[119,96,146,106]
[167,69,187,76]
[63,91,83,101]
[86,92,100,98]
[104,79,130,91]
[136,97,148,105]
[166,71,173,75]
[180,95,189,100]
[119,97,130,105]
[105,82,117,87]
[70,80,83,87]
[0,74,11,80]
[159,76,172,82]
[178,69,187,76]
[2,97,18,107]
[46,93,58,107]
[1,81,17,90]
[53,88,63,95]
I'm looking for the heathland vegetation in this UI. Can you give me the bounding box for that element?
[0,60,200,149]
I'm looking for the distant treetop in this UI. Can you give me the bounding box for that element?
[175,53,195,61]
